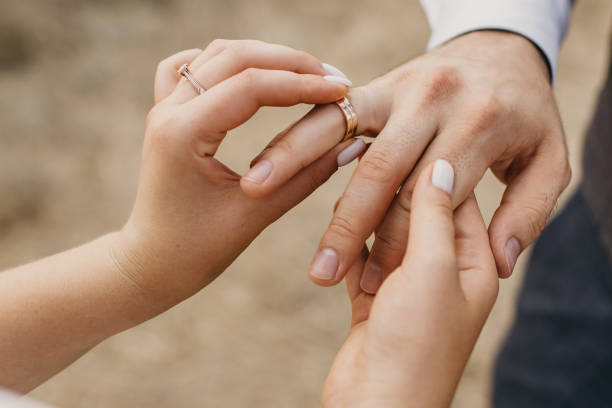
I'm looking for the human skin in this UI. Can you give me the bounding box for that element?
[0,40,357,393]
[322,161,499,408]
[240,31,571,292]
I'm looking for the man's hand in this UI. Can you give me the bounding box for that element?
[240,31,570,291]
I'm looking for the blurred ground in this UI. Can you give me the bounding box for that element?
[0,1,610,407]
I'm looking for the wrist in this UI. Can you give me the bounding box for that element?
[108,225,185,316]
[110,218,219,314]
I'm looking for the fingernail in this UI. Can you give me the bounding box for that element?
[432,159,454,194]
[324,75,353,87]
[337,139,366,167]
[244,160,272,184]
[360,264,382,294]
[505,237,521,275]
[322,62,349,80]
[310,248,339,281]
[249,147,269,168]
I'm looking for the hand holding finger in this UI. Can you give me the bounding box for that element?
[180,69,348,156]
[308,108,438,286]
[402,160,456,283]
[361,124,498,293]
[169,40,348,104]
[241,85,388,197]
[453,193,499,312]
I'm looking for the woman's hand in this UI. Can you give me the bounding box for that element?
[239,31,570,289]
[114,40,357,310]
[0,40,361,392]
[322,161,499,408]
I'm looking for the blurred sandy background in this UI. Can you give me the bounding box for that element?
[0,1,609,407]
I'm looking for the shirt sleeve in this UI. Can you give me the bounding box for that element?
[420,0,572,82]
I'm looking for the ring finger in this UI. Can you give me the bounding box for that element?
[240,86,389,197]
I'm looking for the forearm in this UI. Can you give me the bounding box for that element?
[0,233,159,392]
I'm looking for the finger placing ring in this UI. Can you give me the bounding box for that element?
[335,97,358,142]
[177,63,206,96]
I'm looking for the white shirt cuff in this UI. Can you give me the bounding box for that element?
[421,0,571,82]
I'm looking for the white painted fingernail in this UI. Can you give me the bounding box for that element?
[431,159,454,194]
[337,139,366,167]
[322,62,349,79]
[324,75,352,87]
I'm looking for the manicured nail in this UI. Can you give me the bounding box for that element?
[337,139,366,167]
[324,75,352,87]
[360,264,382,294]
[310,248,339,281]
[505,237,521,275]
[322,62,349,80]
[244,160,272,184]
[431,159,454,194]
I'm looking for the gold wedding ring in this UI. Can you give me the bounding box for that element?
[177,63,206,95]
[335,97,358,142]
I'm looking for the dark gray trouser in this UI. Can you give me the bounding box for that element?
[494,37,612,407]
[493,189,612,407]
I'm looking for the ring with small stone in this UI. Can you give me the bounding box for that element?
[177,63,206,95]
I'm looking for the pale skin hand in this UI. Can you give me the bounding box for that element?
[240,31,571,292]
[323,161,499,408]
[0,40,355,393]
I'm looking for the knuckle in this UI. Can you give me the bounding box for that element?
[145,105,158,127]
[223,43,245,63]
[419,65,462,105]
[522,199,552,239]
[467,94,506,134]
[561,161,572,189]
[333,197,342,213]
[208,38,230,51]
[295,50,317,67]
[237,68,259,89]
[228,39,258,55]
[551,143,572,190]
[156,58,170,76]
[374,229,405,254]
[429,195,454,217]
[413,185,453,216]
[471,269,499,309]
[146,108,184,150]
[395,185,414,216]
[357,149,397,183]
[328,213,361,241]
[481,274,500,305]
[273,138,310,170]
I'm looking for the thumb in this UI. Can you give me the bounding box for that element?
[489,139,571,278]
[403,159,457,285]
